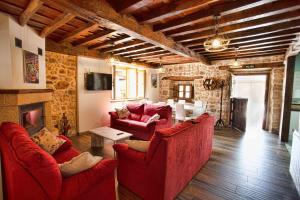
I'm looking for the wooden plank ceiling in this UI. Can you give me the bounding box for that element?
[0,0,299,67]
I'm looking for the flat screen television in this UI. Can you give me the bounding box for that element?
[85,73,112,90]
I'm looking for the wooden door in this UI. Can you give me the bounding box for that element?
[230,98,248,132]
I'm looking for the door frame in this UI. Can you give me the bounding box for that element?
[230,71,270,131]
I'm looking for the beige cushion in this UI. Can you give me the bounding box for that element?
[125,140,150,152]
[58,152,103,177]
[147,113,160,124]
[115,107,130,119]
[31,127,65,155]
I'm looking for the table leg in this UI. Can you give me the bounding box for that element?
[91,134,104,148]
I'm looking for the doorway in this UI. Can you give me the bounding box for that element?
[232,75,267,131]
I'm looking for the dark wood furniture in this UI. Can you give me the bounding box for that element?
[230,97,248,132]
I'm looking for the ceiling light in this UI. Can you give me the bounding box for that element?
[230,48,240,68]
[204,15,230,52]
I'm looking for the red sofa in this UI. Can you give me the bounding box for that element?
[113,114,214,200]
[0,122,117,200]
[109,103,173,140]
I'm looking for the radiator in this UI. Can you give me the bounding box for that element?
[290,130,300,195]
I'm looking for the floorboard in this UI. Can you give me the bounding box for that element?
[70,127,299,200]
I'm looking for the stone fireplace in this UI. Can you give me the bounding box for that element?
[0,89,53,134]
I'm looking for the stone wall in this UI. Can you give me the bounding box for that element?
[46,51,77,136]
[269,68,284,133]
[159,63,231,125]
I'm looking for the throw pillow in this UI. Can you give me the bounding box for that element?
[146,113,160,124]
[58,152,103,177]
[31,127,65,155]
[125,140,150,152]
[115,107,130,119]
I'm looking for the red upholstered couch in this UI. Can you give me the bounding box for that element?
[109,103,173,140]
[0,122,117,200]
[113,114,214,200]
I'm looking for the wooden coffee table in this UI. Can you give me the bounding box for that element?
[89,126,132,157]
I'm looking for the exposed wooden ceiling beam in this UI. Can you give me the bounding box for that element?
[165,0,300,37]
[153,0,264,32]
[101,40,145,53]
[113,44,155,55]
[19,0,43,26]
[209,51,286,60]
[72,29,116,46]
[137,0,220,24]
[219,62,284,70]
[196,38,294,53]
[130,51,171,59]
[203,44,290,56]
[175,10,300,42]
[123,48,165,57]
[132,52,174,59]
[40,0,208,64]
[46,39,157,67]
[88,35,132,49]
[40,12,75,37]
[208,49,287,59]
[59,22,98,43]
[114,0,149,14]
[182,24,300,47]
[191,35,297,50]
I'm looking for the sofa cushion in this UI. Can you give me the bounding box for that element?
[141,115,152,123]
[53,146,80,164]
[125,140,150,152]
[0,122,27,141]
[127,103,144,115]
[147,114,160,124]
[115,107,130,119]
[58,152,103,177]
[114,119,132,127]
[128,121,149,132]
[55,135,72,154]
[128,113,142,121]
[11,133,62,200]
[31,127,65,155]
[144,104,170,119]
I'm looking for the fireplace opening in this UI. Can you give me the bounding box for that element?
[19,103,45,135]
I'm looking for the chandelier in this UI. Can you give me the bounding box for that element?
[204,15,230,52]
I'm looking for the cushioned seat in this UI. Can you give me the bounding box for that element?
[109,103,173,140]
[113,113,214,200]
[0,122,117,200]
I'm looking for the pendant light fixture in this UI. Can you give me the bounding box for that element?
[231,47,240,68]
[204,15,230,52]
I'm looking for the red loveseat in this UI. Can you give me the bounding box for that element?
[109,103,172,140]
[0,122,117,200]
[113,114,214,200]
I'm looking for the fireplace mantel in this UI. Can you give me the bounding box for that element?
[0,89,53,94]
[0,89,53,131]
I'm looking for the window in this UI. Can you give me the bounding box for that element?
[113,66,145,99]
[178,84,193,100]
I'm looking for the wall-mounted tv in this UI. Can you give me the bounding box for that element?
[85,73,112,90]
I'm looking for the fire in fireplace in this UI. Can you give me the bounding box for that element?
[19,103,45,135]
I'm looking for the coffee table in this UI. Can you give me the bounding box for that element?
[89,126,132,157]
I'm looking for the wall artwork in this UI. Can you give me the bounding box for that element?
[23,50,39,83]
[151,74,158,88]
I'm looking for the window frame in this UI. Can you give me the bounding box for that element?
[112,65,146,100]
[177,84,194,101]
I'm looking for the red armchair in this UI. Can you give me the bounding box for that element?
[109,103,173,140]
[113,114,214,200]
[0,122,117,200]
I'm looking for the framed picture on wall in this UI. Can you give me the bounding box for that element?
[23,50,39,84]
[151,74,157,88]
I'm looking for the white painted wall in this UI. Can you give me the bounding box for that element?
[77,56,160,133]
[0,12,45,89]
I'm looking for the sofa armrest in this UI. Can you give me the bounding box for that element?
[113,143,146,165]
[61,159,117,198]
[58,135,73,145]
[109,111,118,119]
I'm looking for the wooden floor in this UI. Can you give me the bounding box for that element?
[71,127,299,200]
